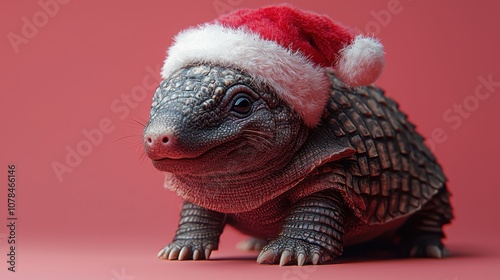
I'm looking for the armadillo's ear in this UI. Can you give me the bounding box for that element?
[299,125,356,165]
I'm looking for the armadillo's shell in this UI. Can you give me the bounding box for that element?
[319,74,447,224]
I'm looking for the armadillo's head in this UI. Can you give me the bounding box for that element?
[143,65,309,177]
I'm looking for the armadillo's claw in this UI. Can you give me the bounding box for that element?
[409,246,418,258]
[168,247,180,260]
[257,236,334,266]
[256,249,276,264]
[408,244,447,258]
[157,240,217,261]
[311,253,320,265]
[279,250,292,266]
[192,249,201,260]
[401,233,448,259]
[157,248,168,259]
[425,245,443,258]
[297,253,306,266]
[178,247,189,260]
[205,248,212,260]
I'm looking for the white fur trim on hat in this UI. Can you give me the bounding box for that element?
[161,23,331,127]
[336,35,385,87]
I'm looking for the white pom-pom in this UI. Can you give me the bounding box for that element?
[336,35,385,87]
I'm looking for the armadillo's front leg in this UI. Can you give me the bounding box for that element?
[257,190,345,266]
[158,201,226,261]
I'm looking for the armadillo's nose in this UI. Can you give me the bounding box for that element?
[143,131,176,159]
[144,133,171,147]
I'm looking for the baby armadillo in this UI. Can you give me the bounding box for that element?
[143,6,453,266]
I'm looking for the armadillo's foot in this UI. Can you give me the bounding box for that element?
[398,186,453,259]
[157,240,216,261]
[257,236,333,266]
[400,233,449,259]
[159,202,224,261]
[256,190,345,266]
[236,237,269,251]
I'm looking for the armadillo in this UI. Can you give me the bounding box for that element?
[143,6,453,266]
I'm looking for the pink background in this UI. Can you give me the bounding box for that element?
[1,0,499,279]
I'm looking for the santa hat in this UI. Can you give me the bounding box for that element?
[161,5,385,126]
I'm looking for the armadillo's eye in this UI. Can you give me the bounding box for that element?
[231,96,252,115]
[225,85,258,117]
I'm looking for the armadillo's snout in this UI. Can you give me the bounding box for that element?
[143,130,178,160]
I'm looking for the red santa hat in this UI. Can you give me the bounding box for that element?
[161,5,385,126]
